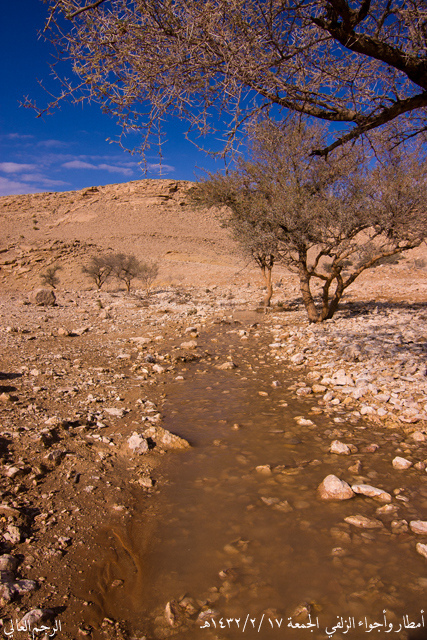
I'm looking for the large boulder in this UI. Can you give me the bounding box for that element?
[28,288,56,306]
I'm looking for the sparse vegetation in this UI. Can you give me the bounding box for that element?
[111,253,146,292]
[40,265,62,289]
[82,253,158,292]
[139,261,159,294]
[82,255,114,290]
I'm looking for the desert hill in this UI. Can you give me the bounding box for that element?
[0,178,426,302]
[0,179,250,291]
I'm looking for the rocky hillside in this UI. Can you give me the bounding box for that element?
[0,179,245,291]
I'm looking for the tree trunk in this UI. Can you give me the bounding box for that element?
[263,266,273,308]
[298,259,320,323]
[326,276,345,319]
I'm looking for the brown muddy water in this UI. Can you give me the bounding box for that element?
[89,320,427,640]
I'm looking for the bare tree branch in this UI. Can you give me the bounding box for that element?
[36,0,427,157]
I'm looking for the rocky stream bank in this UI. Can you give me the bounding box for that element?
[0,284,426,640]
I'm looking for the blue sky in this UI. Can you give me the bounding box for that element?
[0,1,221,196]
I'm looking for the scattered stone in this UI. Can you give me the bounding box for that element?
[351,484,392,502]
[348,460,363,474]
[180,341,198,349]
[143,425,190,450]
[290,353,305,365]
[391,520,409,534]
[19,609,53,629]
[105,407,128,418]
[409,521,427,535]
[317,475,355,501]
[216,361,237,370]
[255,465,272,476]
[330,440,358,455]
[392,456,413,470]
[127,433,149,455]
[416,543,427,560]
[344,515,384,529]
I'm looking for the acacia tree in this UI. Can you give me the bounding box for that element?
[82,254,114,289]
[192,120,427,322]
[112,253,145,292]
[37,0,427,157]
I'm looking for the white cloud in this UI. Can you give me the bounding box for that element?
[37,139,68,149]
[4,133,34,141]
[62,159,133,175]
[147,163,175,174]
[62,160,98,170]
[0,162,38,174]
[0,176,42,196]
[98,163,133,175]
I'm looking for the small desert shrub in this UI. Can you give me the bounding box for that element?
[40,265,62,289]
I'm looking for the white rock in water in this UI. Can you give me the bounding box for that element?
[344,515,384,529]
[351,484,392,503]
[416,543,427,559]
[318,475,355,501]
[143,425,190,450]
[216,361,237,370]
[330,440,358,455]
[127,432,149,454]
[411,431,426,442]
[410,521,427,534]
[392,456,413,470]
[255,465,272,476]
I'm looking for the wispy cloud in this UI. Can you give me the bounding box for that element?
[62,160,97,170]
[0,176,43,196]
[147,163,175,174]
[0,162,38,173]
[62,159,133,175]
[3,133,34,141]
[37,139,68,149]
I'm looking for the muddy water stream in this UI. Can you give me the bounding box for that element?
[93,320,427,639]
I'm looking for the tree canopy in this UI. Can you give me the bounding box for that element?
[191,119,427,321]
[39,0,427,157]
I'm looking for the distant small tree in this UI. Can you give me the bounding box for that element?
[139,261,159,293]
[82,255,114,289]
[193,119,427,322]
[40,265,62,289]
[112,253,145,292]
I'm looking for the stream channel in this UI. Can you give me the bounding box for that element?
[90,315,427,640]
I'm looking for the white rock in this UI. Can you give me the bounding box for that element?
[180,341,198,349]
[127,432,149,454]
[416,543,427,559]
[351,484,392,502]
[411,431,426,442]
[330,440,358,455]
[344,515,384,529]
[290,353,305,365]
[317,475,355,501]
[216,361,237,370]
[255,465,272,476]
[409,521,427,534]
[392,456,413,470]
[152,364,166,374]
[105,407,127,418]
